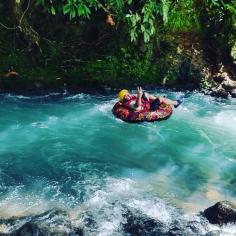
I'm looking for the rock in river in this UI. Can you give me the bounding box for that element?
[203,201,236,225]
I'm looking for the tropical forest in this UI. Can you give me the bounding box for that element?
[0,0,236,235]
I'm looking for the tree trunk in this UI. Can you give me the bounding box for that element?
[12,0,40,49]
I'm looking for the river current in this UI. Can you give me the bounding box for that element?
[0,90,235,235]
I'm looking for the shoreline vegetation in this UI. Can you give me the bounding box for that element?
[0,1,236,97]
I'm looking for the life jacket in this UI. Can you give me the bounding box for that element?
[122,95,150,111]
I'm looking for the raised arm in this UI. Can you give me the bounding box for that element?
[135,87,143,111]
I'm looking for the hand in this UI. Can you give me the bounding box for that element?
[137,87,143,97]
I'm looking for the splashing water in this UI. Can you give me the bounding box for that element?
[0,91,235,235]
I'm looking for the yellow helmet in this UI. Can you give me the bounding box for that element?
[118,89,129,101]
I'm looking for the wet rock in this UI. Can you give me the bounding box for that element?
[121,207,209,236]
[211,89,229,98]
[0,209,84,236]
[168,216,210,236]
[204,230,221,236]
[201,88,213,96]
[17,222,83,236]
[230,89,236,98]
[14,222,47,236]
[121,207,167,236]
[213,75,224,84]
[11,221,83,236]
[203,201,236,225]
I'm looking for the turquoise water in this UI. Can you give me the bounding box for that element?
[0,91,236,234]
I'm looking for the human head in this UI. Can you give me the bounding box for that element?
[118,89,131,101]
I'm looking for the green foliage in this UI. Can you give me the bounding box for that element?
[119,45,153,80]
[108,0,125,15]
[126,0,161,43]
[167,0,200,31]
[62,1,93,19]
[36,0,98,19]
[231,41,236,60]
[84,56,119,83]
[126,13,140,42]
[34,0,236,44]
[162,0,171,25]
[202,0,236,25]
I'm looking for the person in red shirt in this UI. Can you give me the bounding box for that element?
[118,87,181,111]
[119,87,149,111]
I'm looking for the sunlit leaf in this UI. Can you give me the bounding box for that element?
[51,6,56,15]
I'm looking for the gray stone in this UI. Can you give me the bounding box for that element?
[203,201,236,225]
[204,230,221,236]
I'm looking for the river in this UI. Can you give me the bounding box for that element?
[0,90,235,235]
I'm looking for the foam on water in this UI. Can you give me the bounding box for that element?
[0,91,235,235]
[1,175,234,235]
[0,173,175,234]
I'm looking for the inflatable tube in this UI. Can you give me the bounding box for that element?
[112,102,173,122]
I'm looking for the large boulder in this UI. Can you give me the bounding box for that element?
[203,201,236,225]
[211,88,229,98]
[121,206,209,236]
[121,207,166,236]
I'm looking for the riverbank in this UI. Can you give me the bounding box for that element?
[1,31,235,97]
[1,1,236,97]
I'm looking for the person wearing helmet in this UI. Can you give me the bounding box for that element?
[118,87,150,111]
[118,87,181,111]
